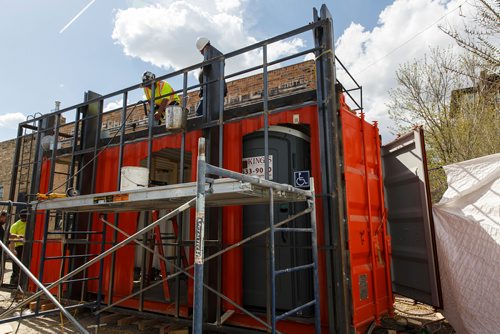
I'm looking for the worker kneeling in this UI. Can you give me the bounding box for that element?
[142,71,182,126]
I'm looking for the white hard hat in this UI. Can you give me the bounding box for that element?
[196,37,210,51]
[142,71,156,82]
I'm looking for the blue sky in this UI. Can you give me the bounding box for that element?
[0,0,469,141]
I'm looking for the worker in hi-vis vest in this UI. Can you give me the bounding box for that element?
[142,71,181,124]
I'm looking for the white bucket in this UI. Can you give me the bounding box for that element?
[164,105,186,131]
[120,166,149,191]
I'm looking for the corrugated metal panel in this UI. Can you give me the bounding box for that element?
[381,127,442,307]
[340,107,393,331]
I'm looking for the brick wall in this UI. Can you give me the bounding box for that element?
[0,139,16,201]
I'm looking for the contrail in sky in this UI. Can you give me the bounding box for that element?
[59,0,97,34]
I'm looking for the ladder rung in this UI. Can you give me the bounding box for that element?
[275,263,314,276]
[53,171,70,175]
[72,147,97,156]
[276,300,316,321]
[274,228,313,233]
[16,162,34,168]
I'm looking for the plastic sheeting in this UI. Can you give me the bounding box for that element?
[433,153,500,334]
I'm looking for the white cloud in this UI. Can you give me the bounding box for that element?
[215,0,241,12]
[111,0,305,75]
[304,53,315,62]
[104,98,130,112]
[0,112,26,128]
[335,0,474,142]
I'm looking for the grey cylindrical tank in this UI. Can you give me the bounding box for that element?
[242,125,313,316]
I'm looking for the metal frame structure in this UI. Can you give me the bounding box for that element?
[3,4,366,333]
[2,138,320,334]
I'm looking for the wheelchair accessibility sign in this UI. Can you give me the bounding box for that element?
[294,170,310,188]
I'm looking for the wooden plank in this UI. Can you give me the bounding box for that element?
[100,313,126,325]
[168,329,188,334]
[155,324,171,334]
[117,315,140,326]
[29,301,38,312]
[138,319,157,331]
[40,303,55,311]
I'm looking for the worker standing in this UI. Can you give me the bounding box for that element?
[142,71,181,124]
[195,37,227,117]
[9,209,28,285]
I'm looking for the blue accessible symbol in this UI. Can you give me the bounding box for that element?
[294,171,310,188]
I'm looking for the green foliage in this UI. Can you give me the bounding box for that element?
[388,48,499,202]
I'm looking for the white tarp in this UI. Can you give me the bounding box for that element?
[433,153,500,334]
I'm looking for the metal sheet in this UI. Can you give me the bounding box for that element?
[381,128,442,307]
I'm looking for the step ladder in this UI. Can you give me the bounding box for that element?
[146,210,188,301]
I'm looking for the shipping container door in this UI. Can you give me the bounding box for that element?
[381,128,442,307]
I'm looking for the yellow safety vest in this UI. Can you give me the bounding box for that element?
[10,219,26,247]
[144,81,181,106]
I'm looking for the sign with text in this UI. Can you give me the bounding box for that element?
[242,155,273,180]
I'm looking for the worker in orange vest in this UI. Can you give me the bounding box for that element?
[142,71,181,124]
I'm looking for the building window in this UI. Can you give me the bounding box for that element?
[0,185,3,200]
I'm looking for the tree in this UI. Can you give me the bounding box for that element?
[439,0,499,70]
[387,48,499,201]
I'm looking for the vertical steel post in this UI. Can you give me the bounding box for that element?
[262,43,272,326]
[313,5,350,333]
[193,138,206,334]
[143,83,155,312]
[38,113,61,308]
[139,212,148,312]
[215,60,225,324]
[96,220,107,327]
[268,188,276,333]
[263,45,270,181]
[176,72,188,317]
[108,91,128,305]
[309,178,321,334]
[80,99,103,303]
[7,125,23,202]
[147,81,155,172]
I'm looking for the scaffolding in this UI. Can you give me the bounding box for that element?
[2,4,364,334]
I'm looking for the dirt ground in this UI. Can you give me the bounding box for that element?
[0,261,454,334]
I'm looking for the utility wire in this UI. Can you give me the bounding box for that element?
[354,0,467,75]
